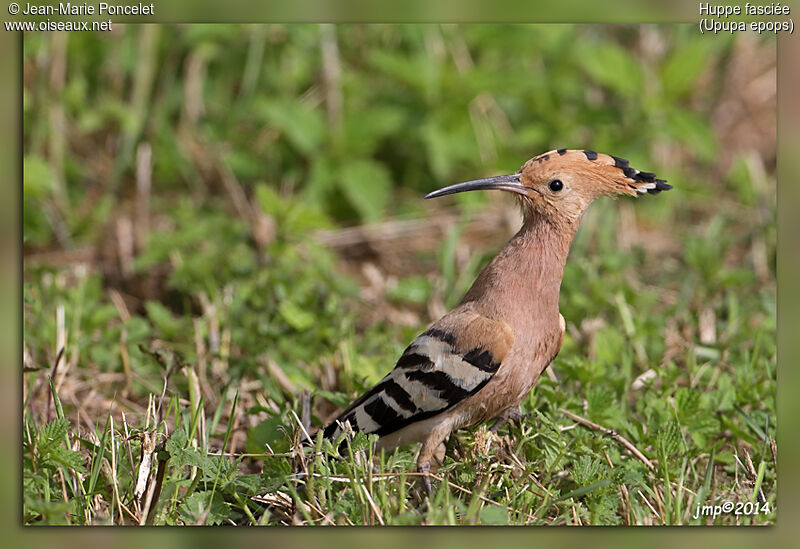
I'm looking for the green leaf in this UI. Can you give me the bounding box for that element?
[144,301,180,339]
[260,457,291,492]
[656,421,682,459]
[37,418,69,451]
[386,275,432,305]
[557,479,614,502]
[479,504,509,525]
[246,415,291,454]
[254,183,286,218]
[688,415,721,448]
[675,387,700,419]
[233,474,263,496]
[580,42,643,98]
[349,430,375,453]
[661,39,714,99]
[570,455,603,486]
[255,99,324,155]
[178,491,229,525]
[165,428,207,469]
[586,386,616,421]
[23,156,55,198]
[665,108,717,162]
[278,300,315,331]
[338,159,392,221]
[49,446,86,472]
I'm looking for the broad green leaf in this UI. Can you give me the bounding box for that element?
[144,301,181,339]
[386,275,432,305]
[23,156,55,199]
[661,39,714,98]
[338,159,392,222]
[580,42,643,98]
[255,99,324,155]
[665,108,717,161]
[178,491,229,525]
[246,415,291,454]
[278,300,315,331]
[479,504,509,525]
[37,418,69,451]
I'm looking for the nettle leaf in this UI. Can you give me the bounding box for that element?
[386,275,432,305]
[661,39,715,99]
[49,446,86,472]
[592,326,625,369]
[166,428,206,469]
[144,301,182,339]
[479,504,509,525]
[656,421,682,459]
[199,456,238,483]
[665,108,717,162]
[712,373,736,412]
[617,463,645,487]
[260,457,291,492]
[261,456,291,479]
[341,106,406,155]
[165,427,188,453]
[232,474,262,496]
[254,183,286,219]
[23,155,55,198]
[278,300,315,331]
[580,42,643,98]
[675,387,700,420]
[338,159,392,222]
[178,491,229,525]
[37,418,69,451]
[570,455,603,486]
[586,386,616,421]
[316,389,352,410]
[246,415,292,454]
[688,415,721,449]
[255,98,324,155]
[349,431,376,454]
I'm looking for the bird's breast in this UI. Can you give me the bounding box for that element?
[450,319,563,426]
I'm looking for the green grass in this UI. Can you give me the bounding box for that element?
[22,24,776,525]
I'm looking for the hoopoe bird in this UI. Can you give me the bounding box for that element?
[321,149,670,491]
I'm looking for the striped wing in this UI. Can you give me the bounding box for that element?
[323,312,514,440]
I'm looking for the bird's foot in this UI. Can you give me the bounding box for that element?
[419,461,433,497]
[489,407,534,433]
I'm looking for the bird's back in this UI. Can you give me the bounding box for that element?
[322,304,515,446]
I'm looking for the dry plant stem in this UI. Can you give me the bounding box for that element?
[360,484,385,525]
[145,453,169,525]
[109,416,124,523]
[638,489,661,523]
[46,347,65,423]
[134,430,155,502]
[135,142,152,248]
[558,408,655,471]
[769,437,777,475]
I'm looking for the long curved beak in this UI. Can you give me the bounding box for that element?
[424,173,532,199]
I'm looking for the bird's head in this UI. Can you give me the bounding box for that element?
[425,149,671,226]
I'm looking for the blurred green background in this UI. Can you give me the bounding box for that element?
[21,24,776,526]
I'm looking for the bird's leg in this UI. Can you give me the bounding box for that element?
[417,422,452,496]
[489,406,534,433]
[433,440,447,467]
[419,461,433,496]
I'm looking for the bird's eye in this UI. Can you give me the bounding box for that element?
[548,179,564,192]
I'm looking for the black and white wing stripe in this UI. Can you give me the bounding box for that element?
[323,313,513,440]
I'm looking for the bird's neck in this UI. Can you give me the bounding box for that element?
[461,215,578,322]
